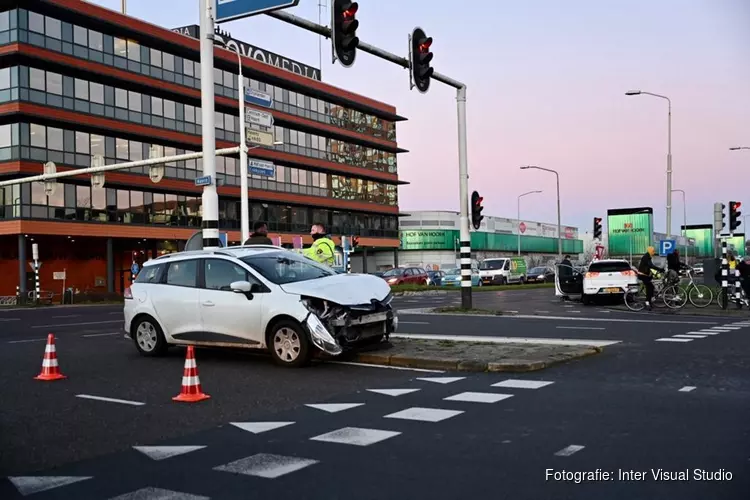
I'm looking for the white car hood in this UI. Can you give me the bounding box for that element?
[279,273,392,305]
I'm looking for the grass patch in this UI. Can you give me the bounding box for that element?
[391,282,554,293]
[433,306,502,315]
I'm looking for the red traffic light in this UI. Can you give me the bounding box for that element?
[594,217,602,224]
[343,2,358,18]
[732,202,741,211]
[418,37,433,53]
[475,196,483,205]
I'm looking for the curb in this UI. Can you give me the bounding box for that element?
[351,346,602,373]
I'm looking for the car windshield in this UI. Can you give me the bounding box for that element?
[382,268,404,277]
[529,267,546,274]
[444,268,459,276]
[240,251,336,285]
[479,260,505,270]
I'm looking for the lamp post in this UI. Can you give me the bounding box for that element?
[672,189,686,256]
[521,166,561,260]
[517,190,542,256]
[625,90,672,236]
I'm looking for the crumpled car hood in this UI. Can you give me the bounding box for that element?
[280,273,391,305]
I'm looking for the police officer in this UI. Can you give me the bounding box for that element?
[303,223,335,266]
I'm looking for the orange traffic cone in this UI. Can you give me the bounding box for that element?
[173,346,210,403]
[35,334,67,381]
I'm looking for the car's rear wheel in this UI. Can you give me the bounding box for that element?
[267,320,311,368]
[131,315,168,357]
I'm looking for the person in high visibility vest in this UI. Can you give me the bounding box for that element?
[303,223,335,266]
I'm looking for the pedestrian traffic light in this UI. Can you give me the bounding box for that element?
[714,202,726,233]
[331,0,359,67]
[471,191,484,230]
[729,201,742,232]
[409,27,434,93]
[351,236,359,248]
[593,217,602,240]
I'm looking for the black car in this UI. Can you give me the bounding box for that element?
[527,266,555,283]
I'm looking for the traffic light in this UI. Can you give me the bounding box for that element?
[714,202,726,233]
[471,191,484,230]
[331,0,359,67]
[729,201,742,232]
[593,217,602,240]
[351,236,359,248]
[409,27,434,93]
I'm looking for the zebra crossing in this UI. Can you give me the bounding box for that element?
[655,320,750,342]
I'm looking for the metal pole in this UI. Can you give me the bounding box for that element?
[121,0,126,14]
[671,189,686,256]
[555,171,561,261]
[666,101,672,236]
[517,190,542,256]
[236,49,250,244]
[199,0,219,250]
[457,86,471,309]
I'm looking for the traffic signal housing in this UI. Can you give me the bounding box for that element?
[351,236,359,248]
[410,27,434,93]
[729,201,742,232]
[714,202,726,233]
[331,0,359,67]
[593,217,602,240]
[471,191,484,230]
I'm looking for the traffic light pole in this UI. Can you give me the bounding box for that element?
[265,9,474,308]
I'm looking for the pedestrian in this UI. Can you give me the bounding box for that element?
[665,249,689,286]
[302,223,335,266]
[243,221,273,245]
[637,246,664,310]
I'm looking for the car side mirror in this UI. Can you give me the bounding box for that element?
[230,281,251,293]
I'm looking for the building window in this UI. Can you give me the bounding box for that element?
[46,71,62,95]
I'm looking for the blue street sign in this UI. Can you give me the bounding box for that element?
[659,239,676,256]
[219,232,228,247]
[215,0,300,23]
[244,87,273,108]
[131,262,140,275]
[248,159,275,177]
[195,175,212,187]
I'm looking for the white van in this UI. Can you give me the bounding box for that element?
[478,257,527,285]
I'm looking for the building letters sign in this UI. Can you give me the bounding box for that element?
[171,25,321,81]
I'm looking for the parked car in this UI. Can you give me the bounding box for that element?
[478,257,527,285]
[441,268,482,287]
[124,246,397,368]
[380,267,429,286]
[692,264,703,276]
[426,270,445,286]
[527,266,555,283]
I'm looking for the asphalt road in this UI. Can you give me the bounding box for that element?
[2,302,749,499]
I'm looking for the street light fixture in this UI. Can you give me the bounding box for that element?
[625,89,672,236]
[520,165,562,260]
[517,190,542,256]
[671,189,687,256]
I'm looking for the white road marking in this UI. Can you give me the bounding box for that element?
[82,332,121,338]
[133,445,206,461]
[555,445,585,456]
[230,422,295,434]
[678,386,696,392]
[416,376,466,384]
[706,328,732,332]
[108,311,123,315]
[75,394,145,406]
[310,427,401,446]
[305,403,364,413]
[107,488,209,500]
[8,476,93,496]
[8,338,48,344]
[492,379,554,389]
[213,453,318,479]
[367,388,421,397]
[556,326,605,330]
[384,407,464,423]
[535,310,551,313]
[655,338,693,342]
[673,334,706,338]
[32,320,122,329]
[0,318,20,321]
[717,326,741,330]
[444,392,514,403]
[326,361,444,373]
[568,310,581,313]
[696,330,721,335]
[399,321,430,325]
[509,314,717,325]
[52,314,80,319]
[394,333,619,347]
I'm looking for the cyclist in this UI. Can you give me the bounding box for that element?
[665,249,690,286]
[637,246,665,310]
[736,256,750,307]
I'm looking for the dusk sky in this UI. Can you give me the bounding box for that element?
[92,0,750,235]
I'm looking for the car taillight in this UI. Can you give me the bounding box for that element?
[585,272,599,278]
[124,287,133,299]
[621,270,636,276]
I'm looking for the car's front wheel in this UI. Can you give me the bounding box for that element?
[131,315,168,357]
[267,320,311,368]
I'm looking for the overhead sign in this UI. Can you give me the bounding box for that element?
[214,0,300,23]
[195,175,213,187]
[53,271,66,280]
[659,240,676,256]
[244,88,273,108]
[246,128,275,146]
[245,108,274,128]
[248,159,275,177]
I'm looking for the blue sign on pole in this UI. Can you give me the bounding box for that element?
[659,240,676,256]
[195,175,212,187]
[131,262,140,275]
[219,232,228,247]
[244,87,273,108]
[215,0,300,23]
[248,159,275,177]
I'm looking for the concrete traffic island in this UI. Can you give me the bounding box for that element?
[347,338,602,373]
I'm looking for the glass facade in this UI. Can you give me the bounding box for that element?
[1,8,397,142]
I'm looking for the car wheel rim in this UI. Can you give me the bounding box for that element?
[136,322,157,352]
[274,327,301,362]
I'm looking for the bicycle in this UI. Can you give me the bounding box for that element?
[676,269,713,308]
[713,280,748,309]
[624,269,687,311]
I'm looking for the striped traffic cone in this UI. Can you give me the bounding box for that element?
[173,346,210,403]
[34,334,67,381]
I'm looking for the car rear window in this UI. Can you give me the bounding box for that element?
[588,262,632,273]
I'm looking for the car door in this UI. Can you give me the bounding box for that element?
[198,258,265,345]
[150,259,202,338]
[555,263,583,296]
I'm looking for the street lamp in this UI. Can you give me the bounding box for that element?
[625,90,672,236]
[729,146,750,151]
[517,190,542,256]
[521,165,562,260]
[671,189,687,256]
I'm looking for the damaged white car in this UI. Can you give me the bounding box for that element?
[124,245,397,367]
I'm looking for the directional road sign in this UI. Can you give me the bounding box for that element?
[246,128,275,146]
[248,159,275,177]
[659,239,676,256]
[245,108,274,128]
[244,88,273,108]
[215,0,300,23]
[195,175,213,186]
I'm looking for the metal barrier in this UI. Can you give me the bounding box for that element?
[0,296,17,306]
